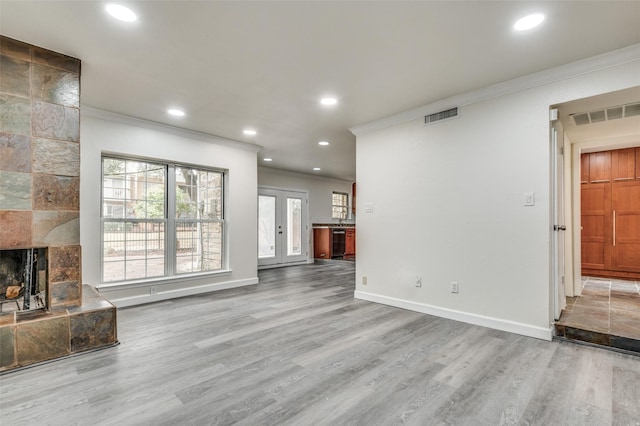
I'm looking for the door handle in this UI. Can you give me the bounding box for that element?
[613,210,616,247]
[553,225,566,231]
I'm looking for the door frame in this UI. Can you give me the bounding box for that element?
[551,119,567,320]
[258,186,311,269]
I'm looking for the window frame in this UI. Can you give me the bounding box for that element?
[331,191,349,220]
[100,154,228,285]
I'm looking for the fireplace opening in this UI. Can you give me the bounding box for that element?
[0,248,48,313]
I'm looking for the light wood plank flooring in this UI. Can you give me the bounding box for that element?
[2,261,640,425]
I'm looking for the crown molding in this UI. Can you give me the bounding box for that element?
[350,43,640,137]
[82,106,263,153]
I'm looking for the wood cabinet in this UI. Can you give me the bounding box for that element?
[581,147,640,280]
[313,228,331,259]
[313,226,356,259]
[345,228,356,258]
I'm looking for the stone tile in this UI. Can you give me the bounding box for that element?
[610,294,640,311]
[32,211,79,246]
[16,315,70,365]
[0,210,32,248]
[565,327,611,346]
[0,54,30,98]
[31,63,80,108]
[33,174,80,211]
[0,94,31,136]
[49,245,81,283]
[70,308,117,352]
[0,133,31,173]
[32,46,80,74]
[50,280,81,307]
[0,171,32,210]
[559,310,609,334]
[610,335,640,352]
[610,316,640,340]
[32,138,79,176]
[0,325,16,368]
[32,101,79,142]
[0,312,15,325]
[0,36,31,61]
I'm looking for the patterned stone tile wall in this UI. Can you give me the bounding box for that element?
[0,36,117,372]
[0,35,81,308]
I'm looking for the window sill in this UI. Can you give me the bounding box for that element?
[96,269,232,291]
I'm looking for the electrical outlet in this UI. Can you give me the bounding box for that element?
[150,286,157,295]
[415,276,422,287]
[362,276,367,285]
[451,281,459,294]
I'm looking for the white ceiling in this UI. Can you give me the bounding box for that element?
[2,1,640,181]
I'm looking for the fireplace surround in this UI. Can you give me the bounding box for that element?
[0,36,117,372]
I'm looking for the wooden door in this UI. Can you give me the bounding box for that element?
[581,183,611,272]
[611,181,640,273]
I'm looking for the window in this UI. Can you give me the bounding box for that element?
[332,192,349,220]
[102,156,224,283]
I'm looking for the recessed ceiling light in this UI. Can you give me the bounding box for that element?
[320,97,338,106]
[105,3,137,22]
[318,141,330,146]
[313,167,321,171]
[167,109,185,117]
[263,158,273,162]
[514,13,544,31]
[243,129,257,136]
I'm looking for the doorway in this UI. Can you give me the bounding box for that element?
[552,86,640,349]
[258,188,309,268]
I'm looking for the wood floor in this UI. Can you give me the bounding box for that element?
[2,261,640,425]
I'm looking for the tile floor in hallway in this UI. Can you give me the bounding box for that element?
[557,277,640,341]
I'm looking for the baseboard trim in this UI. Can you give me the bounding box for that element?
[104,277,259,308]
[354,290,552,341]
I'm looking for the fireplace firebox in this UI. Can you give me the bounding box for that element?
[0,248,48,313]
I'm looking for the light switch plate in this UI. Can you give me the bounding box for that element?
[524,192,535,206]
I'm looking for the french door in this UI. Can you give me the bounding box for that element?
[258,188,308,267]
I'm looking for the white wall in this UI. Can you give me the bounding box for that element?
[353,50,640,340]
[258,167,354,225]
[80,109,260,306]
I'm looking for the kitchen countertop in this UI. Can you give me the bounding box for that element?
[312,223,355,228]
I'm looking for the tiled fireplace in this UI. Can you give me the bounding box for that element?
[0,36,117,372]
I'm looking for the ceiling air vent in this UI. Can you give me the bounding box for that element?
[606,106,623,120]
[572,101,640,126]
[573,113,590,126]
[589,110,606,123]
[425,107,458,125]
[624,103,640,117]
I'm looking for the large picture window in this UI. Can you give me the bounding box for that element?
[102,156,224,283]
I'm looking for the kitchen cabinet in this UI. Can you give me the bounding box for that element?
[345,228,356,258]
[313,228,331,259]
[313,226,356,259]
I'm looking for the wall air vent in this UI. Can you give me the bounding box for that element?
[425,107,458,125]
[572,101,640,126]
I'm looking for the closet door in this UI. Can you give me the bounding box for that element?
[611,181,640,273]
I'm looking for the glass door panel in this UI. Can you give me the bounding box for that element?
[258,195,277,259]
[287,197,302,256]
